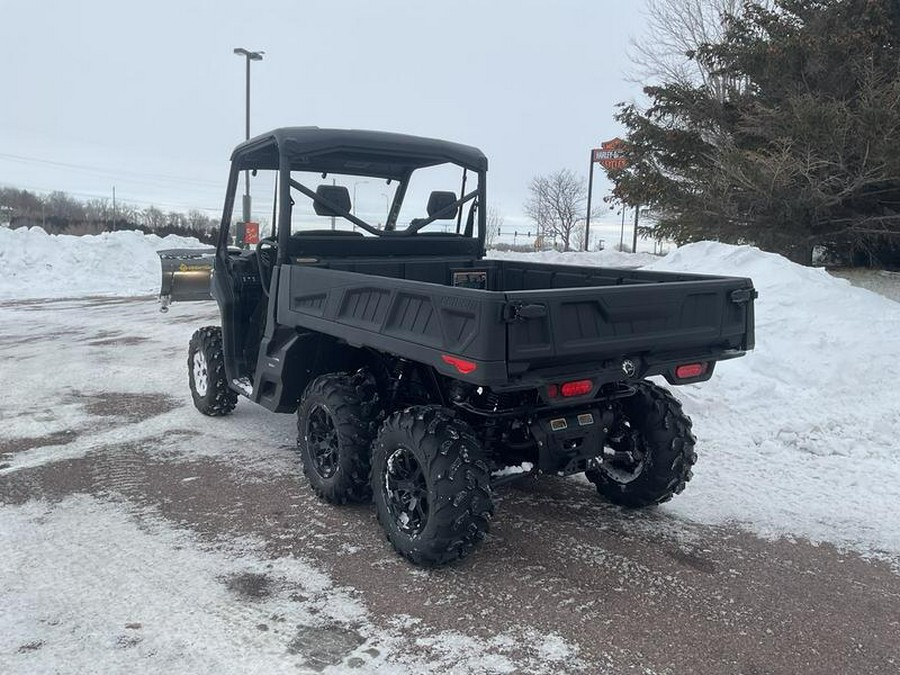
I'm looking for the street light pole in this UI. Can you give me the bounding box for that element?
[379,192,390,226]
[233,47,264,225]
[352,180,369,232]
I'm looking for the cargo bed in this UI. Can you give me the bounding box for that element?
[273,256,755,389]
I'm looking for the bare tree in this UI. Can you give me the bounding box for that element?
[45,191,85,222]
[485,206,504,249]
[142,206,166,230]
[167,211,187,228]
[627,0,759,99]
[572,220,587,251]
[524,169,586,252]
[84,198,111,224]
[187,209,214,233]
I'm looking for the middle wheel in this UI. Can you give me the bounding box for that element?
[371,406,494,566]
[296,369,380,504]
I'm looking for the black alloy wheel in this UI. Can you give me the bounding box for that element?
[382,445,430,535]
[305,405,340,479]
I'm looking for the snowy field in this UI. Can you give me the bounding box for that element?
[2,226,899,673]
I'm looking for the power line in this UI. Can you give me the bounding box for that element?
[0,151,222,189]
[0,181,220,213]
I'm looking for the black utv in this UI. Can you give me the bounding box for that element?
[161,127,756,566]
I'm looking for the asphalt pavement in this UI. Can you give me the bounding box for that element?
[1,297,897,674]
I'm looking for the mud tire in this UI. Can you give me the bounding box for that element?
[586,380,697,508]
[372,406,493,566]
[296,370,381,504]
[188,326,238,416]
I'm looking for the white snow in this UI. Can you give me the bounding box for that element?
[488,247,658,269]
[640,242,900,559]
[0,495,369,674]
[2,231,899,670]
[1,234,899,559]
[0,226,656,302]
[492,462,535,478]
[0,495,582,674]
[497,241,900,561]
[0,226,207,299]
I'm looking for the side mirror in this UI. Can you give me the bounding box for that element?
[313,185,351,217]
[426,191,458,220]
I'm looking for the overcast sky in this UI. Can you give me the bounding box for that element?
[1,0,650,244]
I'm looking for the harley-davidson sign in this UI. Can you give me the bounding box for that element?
[592,138,627,170]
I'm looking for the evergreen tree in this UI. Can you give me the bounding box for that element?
[613,0,900,265]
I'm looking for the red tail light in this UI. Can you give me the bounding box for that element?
[560,379,593,397]
[675,363,707,379]
[441,354,477,374]
[546,384,559,398]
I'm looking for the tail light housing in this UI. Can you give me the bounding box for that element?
[441,354,477,375]
[560,379,593,398]
[675,362,707,379]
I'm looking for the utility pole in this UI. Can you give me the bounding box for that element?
[112,186,116,230]
[233,47,264,225]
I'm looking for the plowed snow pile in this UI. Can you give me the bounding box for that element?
[0,226,206,299]
[488,248,659,268]
[491,241,900,558]
[1,230,898,558]
[642,242,900,557]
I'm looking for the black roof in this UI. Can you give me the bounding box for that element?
[231,127,488,179]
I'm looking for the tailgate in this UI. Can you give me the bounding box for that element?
[505,277,755,372]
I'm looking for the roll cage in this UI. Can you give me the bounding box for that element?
[217,127,489,262]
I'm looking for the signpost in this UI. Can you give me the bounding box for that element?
[585,138,626,250]
[585,138,640,252]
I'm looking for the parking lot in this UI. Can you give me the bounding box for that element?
[1,297,898,674]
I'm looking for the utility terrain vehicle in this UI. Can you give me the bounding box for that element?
[160,127,756,566]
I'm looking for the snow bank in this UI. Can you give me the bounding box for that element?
[488,242,900,558]
[0,226,207,299]
[635,242,900,557]
[488,247,659,268]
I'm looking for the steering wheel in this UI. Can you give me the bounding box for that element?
[256,237,277,297]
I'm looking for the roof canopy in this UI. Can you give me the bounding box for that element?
[231,127,488,179]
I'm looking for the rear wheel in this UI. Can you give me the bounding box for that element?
[372,406,493,566]
[585,380,697,507]
[296,370,380,504]
[187,326,237,416]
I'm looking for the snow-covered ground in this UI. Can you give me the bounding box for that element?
[493,241,900,559]
[2,228,899,671]
[2,228,898,559]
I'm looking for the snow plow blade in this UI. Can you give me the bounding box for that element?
[158,248,215,312]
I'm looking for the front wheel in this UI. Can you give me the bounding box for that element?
[585,380,697,508]
[372,406,493,567]
[187,326,237,416]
